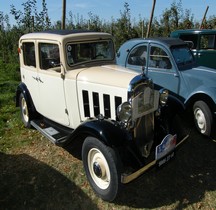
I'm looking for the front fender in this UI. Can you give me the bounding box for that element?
[66,118,131,147]
[165,94,185,115]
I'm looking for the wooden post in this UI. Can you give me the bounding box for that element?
[62,0,66,29]
[200,5,209,29]
[146,0,156,38]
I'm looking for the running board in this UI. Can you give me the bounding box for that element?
[31,119,72,145]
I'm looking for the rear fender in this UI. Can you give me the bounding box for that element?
[16,83,37,115]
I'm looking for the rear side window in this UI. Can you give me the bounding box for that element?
[22,42,36,67]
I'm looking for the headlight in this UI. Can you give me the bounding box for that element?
[159,89,169,106]
[117,102,132,123]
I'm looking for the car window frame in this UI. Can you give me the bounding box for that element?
[22,41,37,68]
[148,44,173,71]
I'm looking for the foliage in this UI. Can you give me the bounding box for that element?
[0,0,216,71]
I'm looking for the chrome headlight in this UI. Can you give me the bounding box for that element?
[117,102,132,123]
[159,89,169,106]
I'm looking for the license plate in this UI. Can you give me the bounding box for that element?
[155,134,177,166]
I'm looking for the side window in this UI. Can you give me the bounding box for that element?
[39,43,60,70]
[23,42,36,67]
[200,35,216,49]
[128,46,147,66]
[149,46,172,69]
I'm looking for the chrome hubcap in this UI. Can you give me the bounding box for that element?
[194,108,206,133]
[88,148,110,189]
[21,97,29,123]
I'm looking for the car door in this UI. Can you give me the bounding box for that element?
[37,41,70,126]
[20,41,40,109]
[197,34,216,69]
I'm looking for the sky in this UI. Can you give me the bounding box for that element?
[1,0,215,25]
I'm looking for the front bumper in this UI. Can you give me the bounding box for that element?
[121,134,189,184]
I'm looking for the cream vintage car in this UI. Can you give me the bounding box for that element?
[16,30,187,201]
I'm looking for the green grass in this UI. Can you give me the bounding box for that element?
[1,75,216,209]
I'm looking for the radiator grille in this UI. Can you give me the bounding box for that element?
[82,90,122,120]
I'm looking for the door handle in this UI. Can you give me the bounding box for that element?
[32,76,43,83]
[38,77,44,83]
[32,76,38,81]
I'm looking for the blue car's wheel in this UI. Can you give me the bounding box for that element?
[193,101,212,136]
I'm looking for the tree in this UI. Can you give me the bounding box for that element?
[160,0,183,36]
[10,0,51,32]
[113,2,138,49]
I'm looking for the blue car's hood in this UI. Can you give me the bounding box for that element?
[181,66,216,88]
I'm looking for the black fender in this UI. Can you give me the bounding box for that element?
[65,118,131,148]
[16,82,37,116]
[165,94,185,115]
[159,95,189,140]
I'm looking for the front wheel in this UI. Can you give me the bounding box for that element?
[82,137,121,201]
[193,101,213,136]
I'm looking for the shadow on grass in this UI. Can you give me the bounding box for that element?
[0,152,99,210]
[115,129,216,209]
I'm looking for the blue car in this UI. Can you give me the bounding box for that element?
[117,37,216,137]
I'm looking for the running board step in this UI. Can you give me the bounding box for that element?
[31,119,72,145]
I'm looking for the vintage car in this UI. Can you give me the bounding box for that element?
[171,29,216,69]
[16,30,187,201]
[116,37,216,137]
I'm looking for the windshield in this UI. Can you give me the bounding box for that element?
[171,46,195,70]
[66,40,114,66]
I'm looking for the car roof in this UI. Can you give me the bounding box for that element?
[171,29,216,36]
[19,30,112,43]
[118,37,186,52]
[145,37,186,47]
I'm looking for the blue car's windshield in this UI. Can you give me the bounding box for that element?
[171,46,195,70]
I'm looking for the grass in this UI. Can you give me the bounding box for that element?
[1,77,216,209]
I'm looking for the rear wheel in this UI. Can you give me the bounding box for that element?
[193,101,212,136]
[82,137,121,201]
[19,93,31,128]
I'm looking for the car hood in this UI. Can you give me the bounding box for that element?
[76,64,138,89]
[181,66,216,88]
